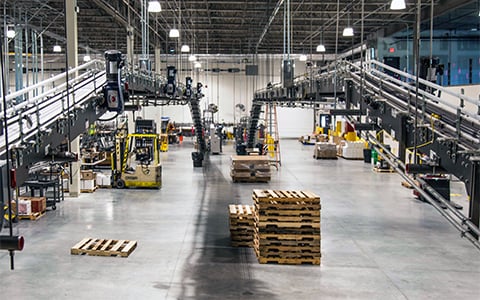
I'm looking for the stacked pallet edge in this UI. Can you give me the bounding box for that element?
[253,189,321,265]
[229,204,255,247]
[230,155,271,183]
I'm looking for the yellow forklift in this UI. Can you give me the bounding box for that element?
[112,131,162,189]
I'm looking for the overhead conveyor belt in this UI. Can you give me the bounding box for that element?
[246,58,480,248]
[1,60,108,185]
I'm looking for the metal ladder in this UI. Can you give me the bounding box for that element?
[264,102,281,168]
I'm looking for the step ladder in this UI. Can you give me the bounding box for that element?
[264,102,281,168]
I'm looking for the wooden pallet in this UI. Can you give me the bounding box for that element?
[256,207,320,217]
[255,221,320,229]
[373,167,394,173]
[254,232,320,241]
[18,211,46,221]
[71,238,137,257]
[256,214,320,223]
[232,177,270,183]
[255,202,322,211]
[257,256,320,265]
[229,204,254,217]
[80,187,98,193]
[253,190,320,203]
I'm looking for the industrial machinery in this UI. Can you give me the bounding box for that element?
[112,132,162,189]
[101,50,128,113]
[247,52,480,249]
[111,119,161,189]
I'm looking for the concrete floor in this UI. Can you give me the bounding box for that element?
[1,139,479,299]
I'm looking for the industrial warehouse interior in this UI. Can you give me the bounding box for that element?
[0,0,479,299]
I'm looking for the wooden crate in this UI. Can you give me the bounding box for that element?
[71,238,137,257]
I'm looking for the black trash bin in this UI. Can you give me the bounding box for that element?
[363,148,371,163]
[192,152,203,167]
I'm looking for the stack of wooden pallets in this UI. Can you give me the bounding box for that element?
[229,204,255,247]
[230,156,271,183]
[253,189,321,265]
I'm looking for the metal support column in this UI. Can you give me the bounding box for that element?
[65,0,80,197]
[126,26,135,68]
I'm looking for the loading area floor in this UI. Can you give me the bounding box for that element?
[1,139,479,299]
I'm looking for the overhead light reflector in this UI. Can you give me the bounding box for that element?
[194,62,201,68]
[181,45,190,52]
[299,54,307,62]
[83,55,91,62]
[316,44,326,52]
[6,29,15,38]
[390,0,406,10]
[169,28,180,38]
[188,55,197,62]
[53,45,62,52]
[342,27,354,37]
[147,1,162,13]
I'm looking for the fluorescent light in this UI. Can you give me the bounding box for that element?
[83,55,91,62]
[147,1,162,13]
[194,62,201,68]
[169,28,179,38]
[181,44,190,52]
[299,54,307,62]
[390,0,406,10]
[316,44,326,52]
[6,29,15,38]
[343,27,354,37]
[53,45,62,52]
[188,54,197,62]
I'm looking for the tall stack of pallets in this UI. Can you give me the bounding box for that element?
[253,189,321,265]
[228,204,255,247]
[230,156,271,183]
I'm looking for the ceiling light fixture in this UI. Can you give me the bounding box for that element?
[83,55,91,62]
[316,44,326,52]
[342,27,354,37]
[181,44,190,52]
[390,0,406,10]
[147,1,162,13]
[53,45,62,52]
[316,31,326,52]
[299,54,308,61]
[169,28,179,38]
[194,61,201,68]
[343,10,354,37]
[6,27,15,38]
[188,54,197,62]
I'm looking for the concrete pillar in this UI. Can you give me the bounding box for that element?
[66,0,80,197]
[69,136,81,197]
[127,26,135,68]
[154,47,161,74]
[65,0,78,70]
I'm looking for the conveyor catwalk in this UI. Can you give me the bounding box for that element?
[246,58,480,247]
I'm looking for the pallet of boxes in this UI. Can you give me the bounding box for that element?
[80,170,97,193]
[230,156,271,183]
[11,196,47,220]
[253,189,321,265]
[228,204,255,247]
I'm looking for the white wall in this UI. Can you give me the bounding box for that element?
[442,84,480,116]
[277,107,315,138]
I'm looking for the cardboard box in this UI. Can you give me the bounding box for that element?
[30,197,47,213]
[81,179,96,191]
[80,170,96,180]
[17,200,32,215]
